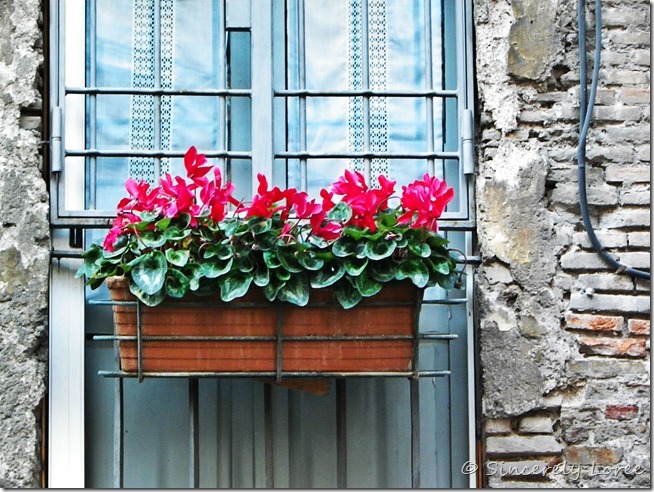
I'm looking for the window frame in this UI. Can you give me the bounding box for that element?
[47,0,478,487]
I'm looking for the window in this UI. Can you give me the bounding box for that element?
[49,0,476,487]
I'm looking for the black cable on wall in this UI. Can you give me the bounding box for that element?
[577,0,650,281]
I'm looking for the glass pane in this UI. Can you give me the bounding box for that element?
[96,95,132,150]
[96,0,134,87]
[173,0,224,89]
[385,97,427,152]
[170,96,223,150]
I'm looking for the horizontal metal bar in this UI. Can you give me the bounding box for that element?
[66,86,251,97]
[97,370,452,378]
[276,151,460,160]
[274,89,459,98]
[65,149,251,159]
[420,333,459,340]
[93,333,456,342]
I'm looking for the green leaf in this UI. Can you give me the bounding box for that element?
[275,268,292,281]
[155,217,172,230]
[192,277,219,296]
[434,260,451,275]
[277,274,310,306]
[219,219,239,237]
[139,230,166,248]
[354,271,382,297]
[343,256,368,276]
[135,210,160,222]
[248,217,273,234]
[253,266,270,287]
[334,280,363,309]
[297,251,324,271]
[263,251,282,268]
[332,236,357,257]
[369,261,397,282]
[310,262,345,288]
[165,249,189,267]
[426,233,449,248]
[307,235,329,249]
[165,269,191,298]
[128,281,167,307]
[220,272,253,302]
[76,247,103,278]
[203,243,233,260]
[263,278,284,301]
[163,226,191,241]
[131,251,167,295]
[408,241,431,258]
[236,254,255,273]
[396,259,429,288]
[363,238,397,260]
[277,246,303,273]
[341,226,366,241]
[172,213,192,230]
[326,201,352,222]
[201,257,233,278]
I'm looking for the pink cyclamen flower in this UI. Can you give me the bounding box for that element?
[330,169,368,202]
[183,145,212,184]
[309,211,343,241]
[397,174,454,232]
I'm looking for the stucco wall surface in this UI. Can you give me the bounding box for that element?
[475,0,650,487]
[0,0,48,488]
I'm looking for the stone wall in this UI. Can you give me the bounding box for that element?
[0,0,48,488]
[475,0,650,487]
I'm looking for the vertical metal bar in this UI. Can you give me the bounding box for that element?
[410,378,421,488]
[360,0,371,181]
[136,300,143,383]
[189,378,200,488]
[87,0,97,209]
[113,377,124,488]
[413,289,422,376]
[264,384,274,488]
[336,379,347,488]
[465,230,478,488]
[297,0,308,191]
[424,0,436,176]
[276,307,284,383]
[153,0,162,179]
[218,0,227,177]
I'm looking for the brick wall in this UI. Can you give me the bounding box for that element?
[475,0,650,487]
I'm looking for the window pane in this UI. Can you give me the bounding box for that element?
[96,0,135,87]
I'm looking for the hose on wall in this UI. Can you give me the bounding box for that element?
[577,0,650,280]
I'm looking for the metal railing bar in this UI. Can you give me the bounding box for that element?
[188,378,200,488]
[64,149,251,158]
[93,334,456,343]
[66,86,251,96]
[274,89,459,97]
[336,379,347,488]
[276,150,459,159]
[97,370,452,379]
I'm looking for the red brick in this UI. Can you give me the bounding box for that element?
[567,446,623,465]
[605,405,639,420]
[565,313,625,333]
[628,319,650,336]
[579,338,648,358]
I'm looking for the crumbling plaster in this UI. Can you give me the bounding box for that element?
[474,0,578,417]
[0,0,48,488]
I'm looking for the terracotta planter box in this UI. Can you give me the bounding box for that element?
[106,276,421,374]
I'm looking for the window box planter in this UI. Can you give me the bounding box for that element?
[106,276,422,375]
